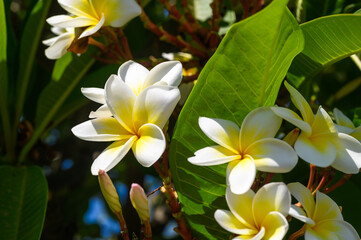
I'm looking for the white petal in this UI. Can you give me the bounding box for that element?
[71,118,131,141]
[91,136,137,175]
[232,227,265,240]
[133,85,180,130]
[287,182,315,218]
[332,133,361,174]
[89,104,112,118]
[144,61,183,87]
[261,212,289,240]
[284,81,314,124]
[79,13,105,38]
[246,138,298,173]
[226,186,256,229]
[271,106,312,135]
[350,126,361,141]
[92,0,141,27]
[313,191,343,223]
[132,123,165,167]
[335,124,354,135]
[240,107,282,150]
[333,108,355,129]
[44,32,74,59]
[198,117,240,154]
[214,210,258,235]
[117,60,149,95]
[252,182,291,227]
[307,220,360,240]
[188,146,241,166]
[58,0,97,18]
[42,36,58,46]
[47,15,98,28]
[294,132,336,167]
[105,74,136,133]
[81,87,105,104]
[289,205,315,226]
[227,156,256,194]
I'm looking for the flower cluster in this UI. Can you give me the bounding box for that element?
[188,81,361,239]
[43,0,141,59]
[72,60,182,175]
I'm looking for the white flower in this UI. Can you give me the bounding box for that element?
[72,73,180,175]
[215,182,291,240]
[188,107,298,194]
[333,108,361,141]
[81,60,183,118]
[271,82,361,174]
[288,182,360,239]
[42,27,75,59]
[47,0,141,39]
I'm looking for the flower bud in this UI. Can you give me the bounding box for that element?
[283,128,300,147]
[98,169,122,214]
[130,183,150,222]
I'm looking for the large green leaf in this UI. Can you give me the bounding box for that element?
[15,0,52,123]
[169,0,304,239]
[0,165,48,240]
[18,51,95,163]
[288,14,361,87]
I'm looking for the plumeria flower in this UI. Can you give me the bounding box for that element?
[271,82,361,174]
[72,74,180,175]
[81,60,183,118]
[333,108,361,141]
[47,0,141,39]
[42,26,75,59]
[288,182,360,239]
[215,182,291,240]
[188,107,298,194]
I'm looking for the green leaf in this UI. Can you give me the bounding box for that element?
[15,0,52,124]
[169,0,304,238]
[0,0,7,95]
[0,165,48,240]
[287,14,361,87]
[52,64,119,128]
[19,51,95,163]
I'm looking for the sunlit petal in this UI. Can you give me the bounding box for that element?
[105,74,136,133]
[79,13,105,38]
[48,15,98,28]
[288,205,315,226]
[261,212,288,240]
[232,228,265,240]
[226,187,256,229]
[214,210,258,235]
[246,138,298,173]
[89,105,112,118]
[81,87,105,104]
[284,81,314,124]
[132,123,165,167]
[71,118,132,141]
[227,156,256,194]
[307,220,360,240]
[117,60,149,95]
[311,107,337,135]
[198,117,240,154]
[188,146,241,166]
[144,61,183,87]
[287,182,315,218]
[240,107,282,150]
[91,136,137,175]
[304,225,333,240]
[252,183,290,228]
[133,85,180,130]
[313,191,343,223]
[58,0,96,18]
[332,133,361,174]
[333,108,355,129]
[294,132,336,167]
[271,107,312,135]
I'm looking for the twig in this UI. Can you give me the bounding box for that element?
[288,225,305,240]
[307,164,316,191]
[323,174,352,194]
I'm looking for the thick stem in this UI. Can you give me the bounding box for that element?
[116,211,130,240]
[140,220,152,240]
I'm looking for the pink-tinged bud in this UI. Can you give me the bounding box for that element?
[283,128,300,147]
[130,183,150,222]
[98,169,122,214]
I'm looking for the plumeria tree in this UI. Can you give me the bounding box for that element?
[1,0,361,239]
